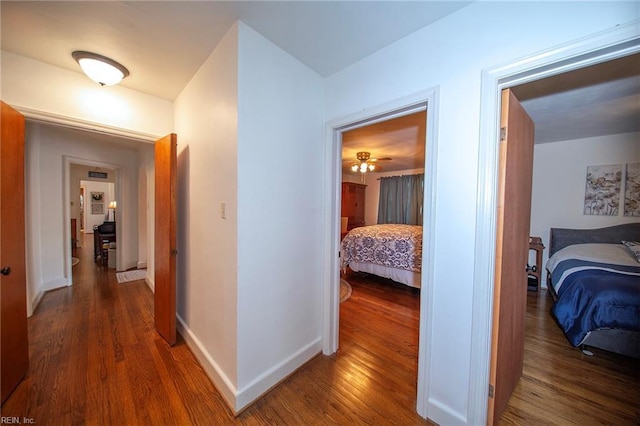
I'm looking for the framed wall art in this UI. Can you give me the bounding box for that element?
[624,162,640,217]
[91,191,105,215]
[583,164,621,216]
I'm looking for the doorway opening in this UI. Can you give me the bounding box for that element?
[469,22,640,424]
[324,87,439,417]
[20,116,152,309]
[66,160,120,281]
[492,53,639,423]
[338,109,426,413]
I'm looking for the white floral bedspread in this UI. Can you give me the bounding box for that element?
[340,224,423,272]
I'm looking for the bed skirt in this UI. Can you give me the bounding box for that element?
[348,261,421,288]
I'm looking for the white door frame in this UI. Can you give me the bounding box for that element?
[322,86,440,418]
[468,22,639,425]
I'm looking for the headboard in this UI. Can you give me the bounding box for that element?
[548,223,640,256]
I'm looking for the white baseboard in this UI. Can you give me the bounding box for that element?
[428,398,468,426]
[29,277,66,317]
[235,337,322,411]
[145,276,154,292]
[29,289,45,317]
[137,261,147,269]
[44,277,69,292]
[176,314,322,414]
[176,314,238,410]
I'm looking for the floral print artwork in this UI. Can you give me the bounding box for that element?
[584,164,621,216]
[624,163,640,217]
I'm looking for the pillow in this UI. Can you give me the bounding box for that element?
[621,241,640,263]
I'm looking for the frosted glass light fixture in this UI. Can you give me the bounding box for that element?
[351,152,379,174]
[349,151,385,183]
[72,51,130,86]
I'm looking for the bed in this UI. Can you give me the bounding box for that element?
[546,223,640,358]
[340,224,422,288]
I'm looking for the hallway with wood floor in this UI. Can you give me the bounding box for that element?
[1,234,432,425]
[1,233,637,424]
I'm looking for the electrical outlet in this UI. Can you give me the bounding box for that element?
[221,202,226,219]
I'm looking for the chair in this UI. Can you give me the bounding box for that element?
[94,221,116,263]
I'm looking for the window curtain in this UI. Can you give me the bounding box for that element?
[377,173,424,225]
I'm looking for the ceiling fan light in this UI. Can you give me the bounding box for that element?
[368,163,375,172]
[359,163,368,173]
[356,151,370,162]
[351,164,359,172]
[72,51,129,86]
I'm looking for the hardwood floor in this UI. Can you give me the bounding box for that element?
[2,240,637,425]
[500,290,639,425]
[1,237,430,425]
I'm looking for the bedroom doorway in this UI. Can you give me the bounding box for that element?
[474,23,639,425]
[324,88,439,418]
[490,55,639,423]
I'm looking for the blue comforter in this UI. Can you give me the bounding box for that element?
[551,259,640,346]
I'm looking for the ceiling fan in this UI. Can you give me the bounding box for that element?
[350,151,392,174]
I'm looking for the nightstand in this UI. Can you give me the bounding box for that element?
[528,236,544,291]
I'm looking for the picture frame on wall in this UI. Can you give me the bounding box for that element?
[583,164,621,216]
[624,162,640,217]
[91,191,105,215]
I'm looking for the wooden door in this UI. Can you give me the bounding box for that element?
[154,134,177,346]
[1,101,29,403]
[487,89,535,424]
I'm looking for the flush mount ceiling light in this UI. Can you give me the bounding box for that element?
[72,51,130,86]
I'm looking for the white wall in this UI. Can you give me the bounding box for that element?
[1,50,173,139]
[137,146,155,272]
[174,20,325,413]
[25,122,142,311]
[530,132,640,277]
[325,2,637,424]
[236,22,324,408]
[173,23,240,409]
[24,123,43,316]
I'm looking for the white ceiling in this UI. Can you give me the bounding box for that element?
[0,1,471,100]
[2,0,638,170]
[515,53,640,144]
